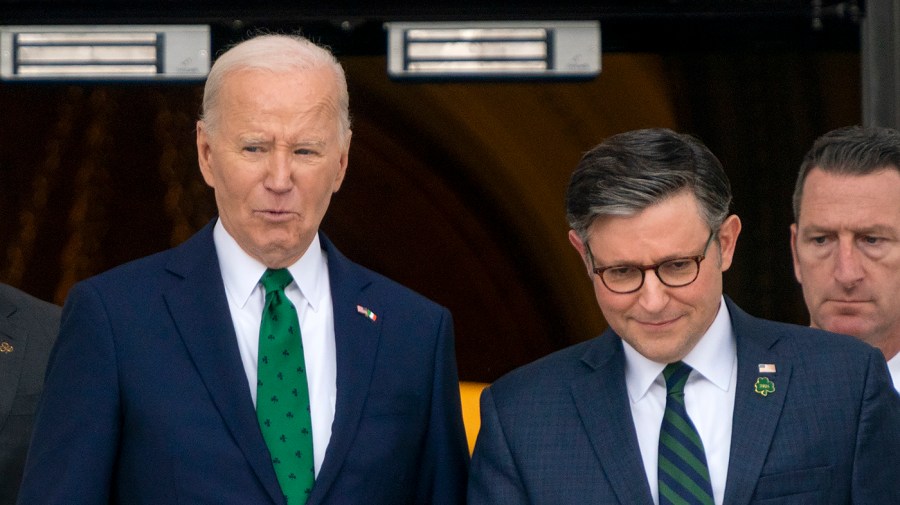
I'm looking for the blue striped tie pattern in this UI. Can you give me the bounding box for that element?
[658,362,714,505]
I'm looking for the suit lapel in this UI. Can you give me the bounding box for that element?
[722,299,791,505]
[571,333,655,505]
[163,223,284,505]
[0,296,26,429]
[307,234,381,504]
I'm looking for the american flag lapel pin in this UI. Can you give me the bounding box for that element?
[356,305,377,322]
[754,363,777,397]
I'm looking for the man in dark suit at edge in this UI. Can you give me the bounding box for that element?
[468,128,900,504]
[18,34,468,505]
[0,283,58,505]
[790,125,900,393]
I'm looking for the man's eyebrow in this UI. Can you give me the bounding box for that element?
[855,225,897,236]
[292,139,327,147]
[801,224,895,236]
[238,134,270,143]
[593,251,697,268]
[798,224,834,234]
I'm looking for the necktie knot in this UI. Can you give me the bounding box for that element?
[261,268,294,294]
[662,361,692,397]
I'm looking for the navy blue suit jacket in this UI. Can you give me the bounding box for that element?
[18,222,469,504]
[0,284,59,505]
[468,298,900,504]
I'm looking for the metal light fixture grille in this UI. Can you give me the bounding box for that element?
[387,21,600,79]
[13,31,161,76]
[0,25,210,81]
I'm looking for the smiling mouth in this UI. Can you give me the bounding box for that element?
[637,316,681,327]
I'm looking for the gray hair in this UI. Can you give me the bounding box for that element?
[793,125,900,221]
[566,128,732,242]
[199,33,351,147]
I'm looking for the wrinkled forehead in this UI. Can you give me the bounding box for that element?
[222,65,338,98]
[210,67,344,132]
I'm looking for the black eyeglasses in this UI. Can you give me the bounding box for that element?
[589,231,716,294]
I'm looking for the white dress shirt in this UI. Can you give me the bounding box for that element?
[623,297,737,505]
[214,220,337,476]
[888,353,900,394]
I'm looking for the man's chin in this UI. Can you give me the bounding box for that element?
[819,315,875,340]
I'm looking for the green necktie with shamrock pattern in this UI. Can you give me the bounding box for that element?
[257,268,314,504]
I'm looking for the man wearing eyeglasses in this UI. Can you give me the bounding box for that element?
[468,128,900,505]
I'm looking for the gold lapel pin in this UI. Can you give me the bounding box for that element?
[0,342,13,353]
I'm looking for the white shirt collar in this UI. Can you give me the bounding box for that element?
[623,296,737,403]
[213,219,328,312]
[887,353,900,393]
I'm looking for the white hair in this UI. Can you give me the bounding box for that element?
[199,34,351,146]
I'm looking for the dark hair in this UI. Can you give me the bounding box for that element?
[565,128,732,241]
[793,125,900,221]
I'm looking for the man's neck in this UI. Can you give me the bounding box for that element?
[879,337,900,362]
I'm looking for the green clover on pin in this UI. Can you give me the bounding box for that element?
[754,377,776,397]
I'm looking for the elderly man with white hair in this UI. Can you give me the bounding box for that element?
[18,34,468,505]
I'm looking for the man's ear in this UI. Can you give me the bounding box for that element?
[789,223,803,284]
[716,214,742,272]
[196,121,216,189]
[568,230,593,276]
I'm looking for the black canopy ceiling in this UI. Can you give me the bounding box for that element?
[0,0,862,54]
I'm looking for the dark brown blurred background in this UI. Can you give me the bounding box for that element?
[0,1,864,381]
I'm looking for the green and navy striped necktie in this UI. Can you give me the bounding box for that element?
[658,361,714,505]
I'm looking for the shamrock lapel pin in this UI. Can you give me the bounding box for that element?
[754,376,776,396]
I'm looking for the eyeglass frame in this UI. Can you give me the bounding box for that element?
[586,230,717,294]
